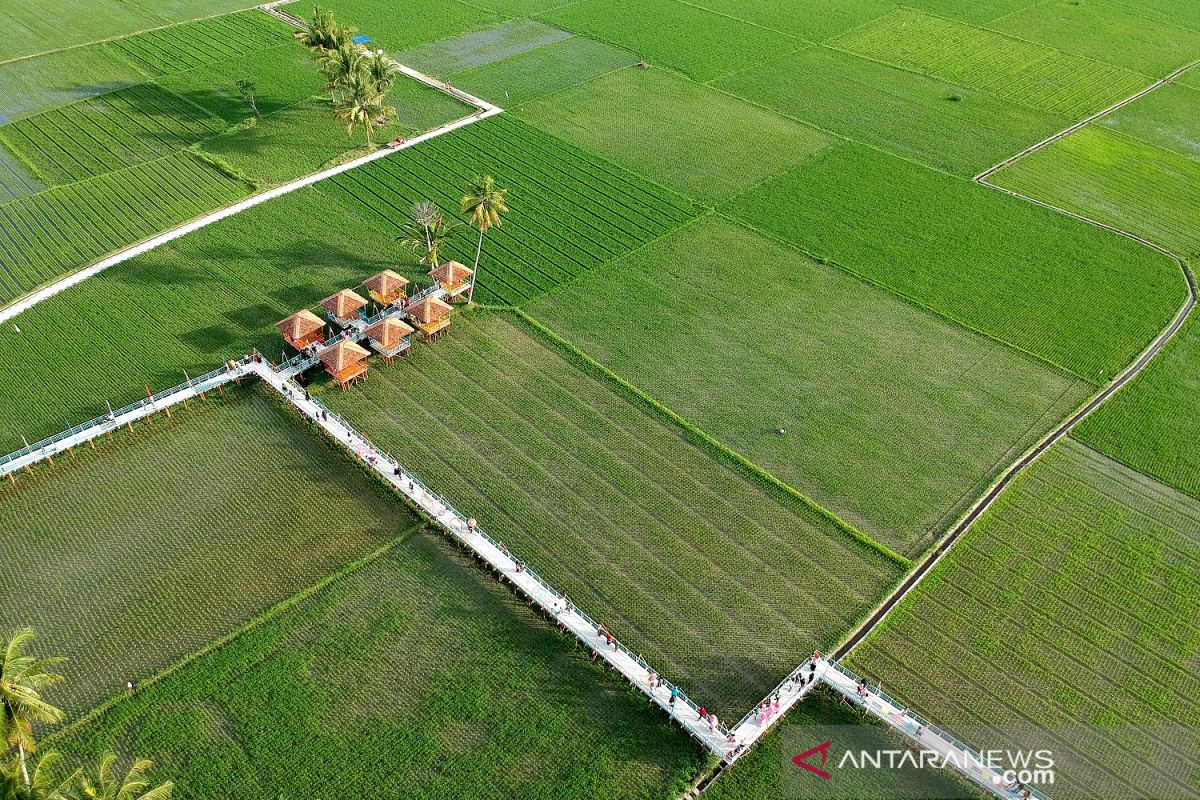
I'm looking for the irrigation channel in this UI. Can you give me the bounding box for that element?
[0,293,1052,799]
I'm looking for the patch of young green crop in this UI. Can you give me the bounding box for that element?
[1,83,225,183]
[317,114,700,305]
[0,385,422,714]
[539,0,801,81]
[322,0,501,51]
[901,0,1074,23]
[1101,82,1200,160]
[993,126,1200,263]
[449,36,636,106]
[318,311,904,715]
[0,150,250,303]
[0,140,43,202]
[396,19,571,77]
[60,531,705,799]
[684,0,895,41]
[518,66,829,203]
[1106,0,1200,32]
[830,8,1150,118]
[0,44,144,123]
[716,45,1067,178]
[987,0,1200,76]
[722,140,1183,381]
[530,216,1090,555]
[106,10,293,77]
[848,438,1200,795]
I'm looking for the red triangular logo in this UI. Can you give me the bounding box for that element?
[792,740,833,780]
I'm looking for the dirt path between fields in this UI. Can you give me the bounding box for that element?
[832,61,1200,661]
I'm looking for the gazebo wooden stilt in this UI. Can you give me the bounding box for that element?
[406,295,453,340]
[364,316,415,363]
[319,339,371,387]
[429,260,474,302]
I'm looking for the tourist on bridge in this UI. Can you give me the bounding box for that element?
[707,713,719,732]
[857,679,869,703]
[669,685,682,706]
[647,671,658,689]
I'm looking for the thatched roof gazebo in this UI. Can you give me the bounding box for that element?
[363,269,409,306]
[430,260,474,300]
[319,339,371,387]
[364,316,415,362]
[321,289,369,326]
[406,295,453,340]
[276,310,325,349]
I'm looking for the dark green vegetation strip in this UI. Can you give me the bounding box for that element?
[0,150,250,303]
[723,140,1184,382]
[105,10,294,77]
[848,438,1200,795]
[0,385,420,714]
[61,531,705,800]
[318,312,905,715]
[317,113,701,305]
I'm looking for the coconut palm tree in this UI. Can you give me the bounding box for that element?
[411,200,439,253]
[362,49,400,93]
[319,41,363,104]
[400,208,460,270]
[334,73,396,145]
[1,752,77,800]
[75,755,171,800]
[293,6,350,52]
[0,630,64,787]
[460,175,508,303]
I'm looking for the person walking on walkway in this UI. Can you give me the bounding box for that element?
[669,685,681,706]
[857,679,869,703]
[708,713,719,733]
[647,671,658,689]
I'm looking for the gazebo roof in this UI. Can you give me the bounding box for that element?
[276,309,324,340]
[430,260,474,285]
[364,269,409,295]
[321,288,369,318]
[318,339,370,372]
[407,296,452,324]
[364,316,415,348]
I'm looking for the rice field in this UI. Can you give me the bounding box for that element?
[0,150,250,303]
[395,19,571,76]
[539,0,801,81]
[317,114,701,304]
[681,0,895,41]
[715,45,1067,177]
[322,0,501,51]
[848,438,1200,797]
[317,312,905,715]
[0,386,421,714]
[1100,81,1200,160]
[830,8,1151,118]
[0,142,43,202]
[105,10,293,77]
[449,35,636,106]
[530,216,1091,555]
[0,84,226,183]
[517,67,830,203]
[723,140,1184,381]
[60,532,705,800]
[0,45,145,124]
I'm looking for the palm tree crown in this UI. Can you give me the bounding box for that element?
[460,176,508,303]
[76,754,172,800]
[1,629,64,787]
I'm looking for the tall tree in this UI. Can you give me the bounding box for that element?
[362,49,400,93]
[1,752,76,800]
[234,80,259,118]
[460,175,508,303]
[334,72,396,145]
[400,207,459,270]
[293,6,350,52]
[319,42,363,104]
[76,755,172,800]
[0,630,63,788]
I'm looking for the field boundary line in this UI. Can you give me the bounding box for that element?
[830,60,1200,661]
[510,308,913,569]
[0,76,501,324]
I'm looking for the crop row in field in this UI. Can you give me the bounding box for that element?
[848,438,1200,796]
[106,10,293,77]
[0,150,249,303]
[0,187,407,443]
[318,312,905,715]
[396,18,571,77]
[449,35,636,106]
[62,531,703,799]
[530,216,1090,555]
[0,83,226,183]
[830,8,1149,118]
[1101,81,1200,161]
[317,114,699,304]
[322,0,502,52]
[0,387,421,714]
[540,0,801,81]
[722,140,1184,381]
[0,44,144,124]
[715,44,1066,178]
[0,142,43,202]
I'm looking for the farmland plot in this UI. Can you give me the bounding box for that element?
[987,0,1200,76]
[723,141,1183,381]
[518,67,830,203]
[848,438,1200,797]
[1106,0,1200,32]
[530,217,1089,555]
[319,313,904,715]
[0,45,144,123]
[394,19,571,76]
[682,0,895,41]
[0,150,249,303]
[0,188,401,442]
[539,0,801,81]
[896,0,1040,24]
[318,114,700,305]
[322,0,500,52]
[1099,81,1200,161]
[715,45,1066,177]
[106,11,293,77]
[62,533,704,800]
[0,142,43,202]
[0,387,420,714]
[830,8,1150,118]
[0,84,225,183]
[449,36,636,106]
